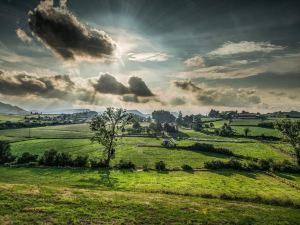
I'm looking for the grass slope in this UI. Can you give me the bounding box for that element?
[0,167,300,224]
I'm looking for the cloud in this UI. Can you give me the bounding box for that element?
[0,70,74,99]
[209,41,285,56]
[93,74,154,97]
[184,55,205,67]
[127,52,169,62]
[128,77,154,97]
[16,28,32,43]
[170,97,186,106]
[93,74,130,95]
[28,0,117,62]
[174,80,261,107]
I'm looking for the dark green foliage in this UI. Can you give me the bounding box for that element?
[90,159,107,168]
[258,159,274,171]
[258,122,274,129]
[16,152,38,164]
[90,107,132,167]
[275,119,300,166]
[132,120,142,133]
[217,123,235,137]
[39,149,58,166]
[204,158,300,173]
[115,160,136,170]
[155,161,166,171]
[152,110,176,123]
[54,152,73,167]
[187,143,234,156]
[0,141,15,164]
[72,155,89,167]
[181,164,193,171]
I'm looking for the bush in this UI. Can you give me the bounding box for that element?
[258,122,274,129]
[115,160,136,170]
[271,160,299,173]
[16,152,38,164]
[181,164,193,171]
[187,143,234,156]
[155,161,166,171]
[204,160,226,169]
[39,149,58,166]
[72,155,89,167]
[54,152,73,167]
[90,159,107,168]
[142,164,149,171]
[0,141,15,164]
[204,158,244,170]
[258,159,274,171]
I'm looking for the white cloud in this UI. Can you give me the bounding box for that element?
[127,52,169,62]
[209,41,285,56]
[184,55,205,67]
[16,28,32,43]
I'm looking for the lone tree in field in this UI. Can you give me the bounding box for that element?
[243,127,251,137]
[275,119,300,166]
[90,108,132,167]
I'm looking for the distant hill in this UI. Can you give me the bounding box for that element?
[45,109,91,114]
[127,110,147,118]
[0,102,28,114]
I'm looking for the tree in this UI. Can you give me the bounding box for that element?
[0,141,15,164]
[90,108,132,167]
[152,110,176,123]
[132,120,142,133]
[218,123,235,137]
[275,119,300,166]
[244,127,251,137]
[176,111,183,125]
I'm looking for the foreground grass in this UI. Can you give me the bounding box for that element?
[0,167,299,206]
[1,167,300,225]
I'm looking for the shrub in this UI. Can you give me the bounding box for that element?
[204,160,226,169]
[90,159,107,168]
[115,160,136,170]
[258,122,274,129]
[155,161,166,171]
[0,141,15,164]
[272,160,299,173]
[142,164,149,171]
[39,149,58,166]
[227,158,243,170]
[258,159,274,171]
[54,152,73,167]
[181,164,193,171]
[72,155,89,167]
[187,143,234,156]
[16,152,38,164]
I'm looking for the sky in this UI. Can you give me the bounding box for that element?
[0,0,300,114]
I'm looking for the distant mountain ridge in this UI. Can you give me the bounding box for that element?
[0,102,28,114]
[126,110,147,118]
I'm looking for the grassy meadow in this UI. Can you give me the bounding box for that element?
[0,115,300,224]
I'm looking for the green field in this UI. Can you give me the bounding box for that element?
[1,115,300,224]
[0,167,300,224]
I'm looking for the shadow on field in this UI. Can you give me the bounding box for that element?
[209,170,258,179]
[74,170,119,189]
[169,131,190,138]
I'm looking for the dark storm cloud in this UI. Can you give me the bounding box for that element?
[128,77,154,97]
[28,0,116,61]
[93,74,155,97]
[174,80,261,107]
[93,74,130,95]
[0,71,74,98]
